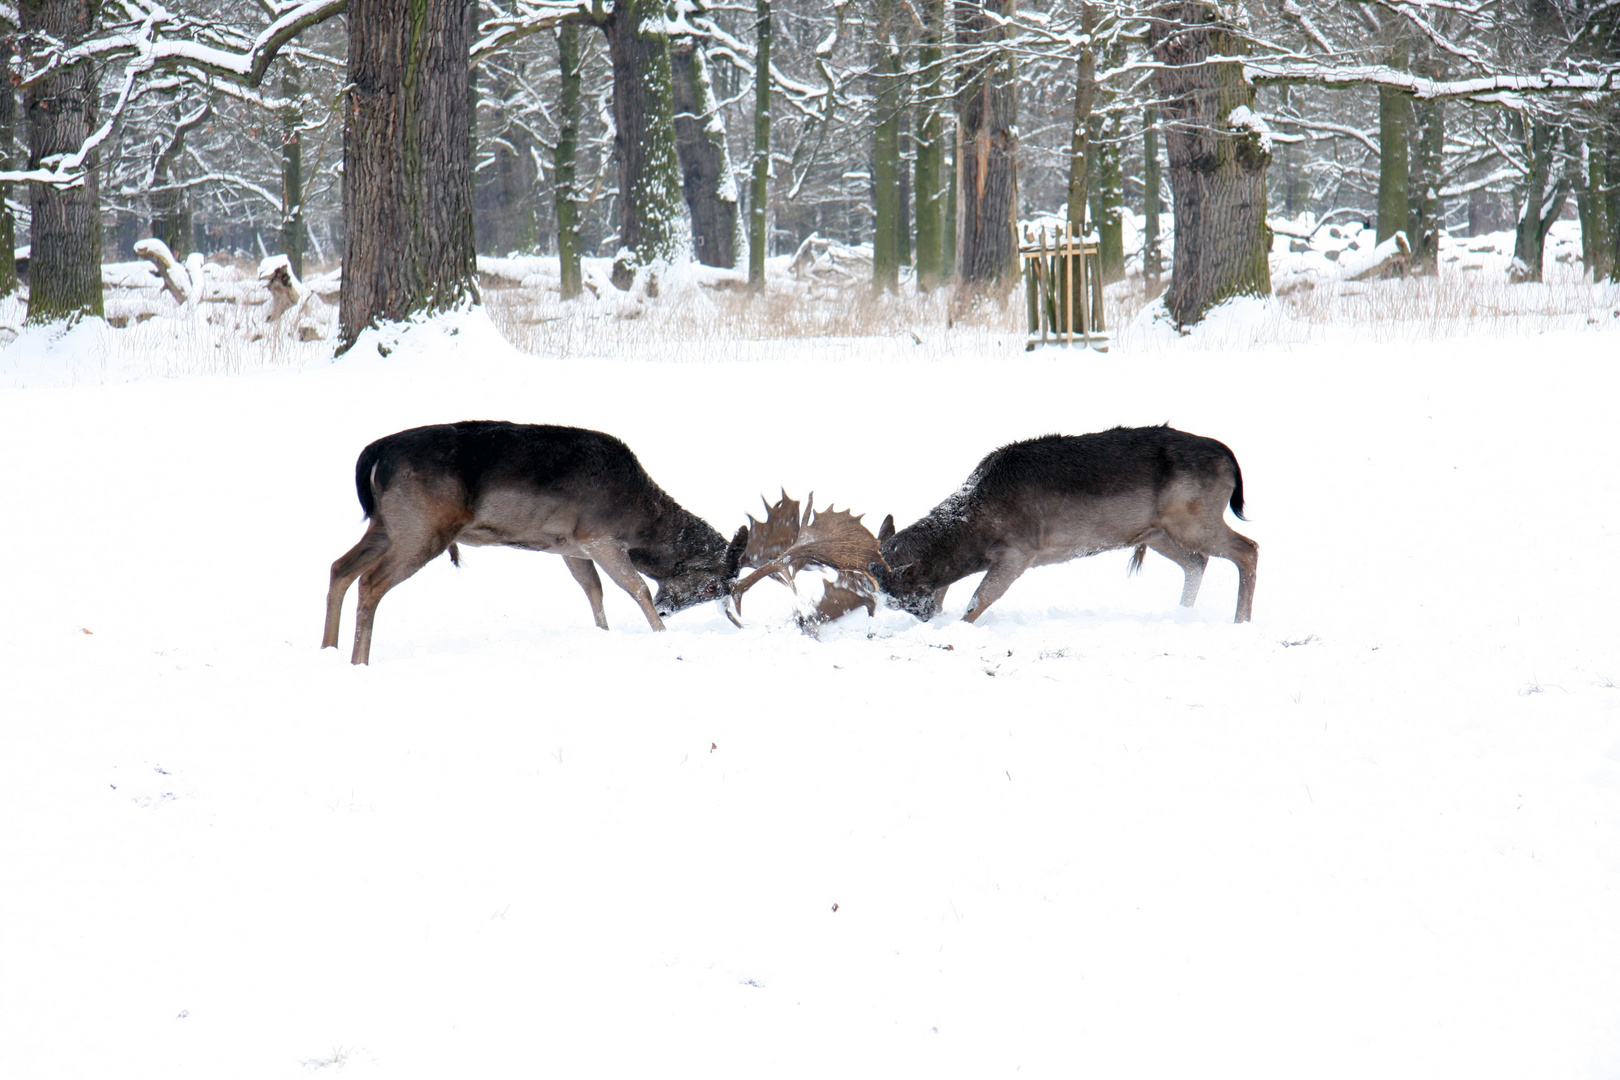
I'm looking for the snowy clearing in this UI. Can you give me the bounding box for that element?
[2,285,1619,1079]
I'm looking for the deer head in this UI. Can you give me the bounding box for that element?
[652,525,750,618]
[725,491,887,629]
[866,512,940,619]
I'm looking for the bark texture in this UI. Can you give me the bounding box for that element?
[1090,110,1125,282]
[1067,4,1097,237]
[1149,1,1271,326]
[871,8,902,293]
[281,68,306,276]
[340,0,478,346]
[0,37,18,298]
[912,0,946,290]
[603,0,690,288]
[955,0,1018,287]
[1143,105,1163,294]
[1408,96,1443,274]
[21,0,104,323]
[1376,83,1410,245]
[555,22,584,299]
[672,38,740,269]
[747,0,771,290]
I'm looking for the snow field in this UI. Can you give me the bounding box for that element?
[2,309,1619,1078]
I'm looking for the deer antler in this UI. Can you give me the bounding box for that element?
[727,491,887,628]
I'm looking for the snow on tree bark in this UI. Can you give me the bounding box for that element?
[280,67,305,277]
[1067,3,1098,240]
[672,35,741,270]
[1149,1,1271,327]
[604,0,692,289]
[21,0,104,323]
[340,0,478,347]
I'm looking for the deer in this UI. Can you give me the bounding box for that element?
[322,421,748,664]
[868,425,1258,624]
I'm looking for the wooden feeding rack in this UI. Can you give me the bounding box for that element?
[1020,222,1107,351]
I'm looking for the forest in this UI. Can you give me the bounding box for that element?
[1,0,1616,343]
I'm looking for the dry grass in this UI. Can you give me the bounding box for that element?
[484,259,1616,360]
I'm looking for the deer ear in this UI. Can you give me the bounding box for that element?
[878,514,895,542]
[724,525,749,579]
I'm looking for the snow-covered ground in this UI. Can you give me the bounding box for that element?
[2,276,1619,1079]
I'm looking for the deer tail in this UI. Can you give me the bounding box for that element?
[1228,456,1247,520]
[354,441,386,519]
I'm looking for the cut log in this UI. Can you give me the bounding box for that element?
[1340,231,1411,281]
[132,238,193,303]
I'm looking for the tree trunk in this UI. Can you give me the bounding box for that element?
[1067,3,1097,237]
[1143,104,1163,295]
[150,103,204,261]
[340,0,478,347]
[954,0,1018,287]
[555,22,585,299]
[1149,1,1271,326]
[21,0,103,323]
[1575,128,1611,282]
[1091,112,1125,282]
[899,107,912,269]
[912,0,946,291]
[1510,118,1571,284]
[281,69,306,277]
[603,0,691,289]
[944,132,958,275]
[672,37,741,268]
[1607,112,1620,283]
[747,0,772,290]
[1376,84,1410,245]
[1407,97,1443,274]
[872,8,902,293]
[0,37,17,299]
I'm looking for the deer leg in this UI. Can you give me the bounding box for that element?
[580,541,665,632]
[933,584,949,613]
[1211,526,1259,623]
[1147,536,1209,608]
[565,556,609,630]
[962,550,1033,624]
[351,532,457,665]
[324,525,390,650]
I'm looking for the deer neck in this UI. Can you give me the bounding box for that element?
[629,503,726,580]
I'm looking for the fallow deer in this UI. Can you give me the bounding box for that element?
[869,425,1258,623]
[322,421,748,664]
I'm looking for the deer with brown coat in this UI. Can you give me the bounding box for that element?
[322,421,748,664]
[869,425,1258,623]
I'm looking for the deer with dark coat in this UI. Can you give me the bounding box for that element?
[869,425,1258,623]
[322,421,748,664]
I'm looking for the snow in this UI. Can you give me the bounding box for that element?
[3,278,1620,1079]
[1226,104,1274,153]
